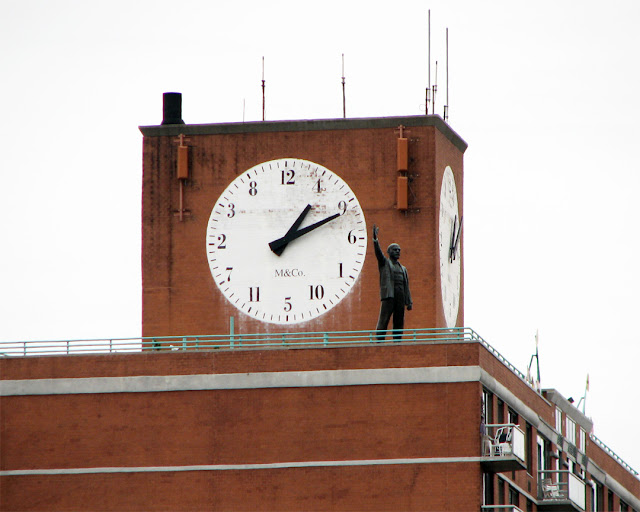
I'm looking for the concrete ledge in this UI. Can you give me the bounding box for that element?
[138,114,468,153]
[0,365,482,396]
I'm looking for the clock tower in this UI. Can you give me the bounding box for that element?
[140,94,467,337]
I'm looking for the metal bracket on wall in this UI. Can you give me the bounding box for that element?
[173,133,192,221]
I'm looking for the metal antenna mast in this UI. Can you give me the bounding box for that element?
[341,53,346,118]
[432,60,438,116]
[444,27,449,121]
[426,9,431,115]
[261,56,266,121]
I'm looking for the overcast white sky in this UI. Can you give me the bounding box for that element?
[2,0,639,473]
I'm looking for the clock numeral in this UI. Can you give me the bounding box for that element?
[338,200,347,215]
[249,181,258,196]
[281,169,295,185]
[313,178,325,193]
[347,230,357,244]
[338,262,343,278]
[309,285,325,300]
[216,234,227,249]
[225,267,233,282]
[227,203,235,218]
[249,287,260,302]
[283,297,292,312]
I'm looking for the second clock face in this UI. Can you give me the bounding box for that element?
[439,165,461,329]
[206,158,367,325]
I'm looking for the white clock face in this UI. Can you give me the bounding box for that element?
[206,158,367,325]
[438,165,461,328]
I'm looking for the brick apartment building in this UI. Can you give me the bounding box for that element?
[1,97,639,510]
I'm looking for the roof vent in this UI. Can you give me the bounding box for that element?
[161,92,184,125]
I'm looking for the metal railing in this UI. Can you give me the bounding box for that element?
[482,423,526,462]
[481,506,524,512]
[538,470,586,510]
[1,327,474,357]
[589,433,639,477]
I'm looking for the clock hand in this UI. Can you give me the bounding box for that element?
[269,211,341,256]
[283,204,312,240]
[268,204,312,257]
[450,215,463,262]
[449,216,457,263]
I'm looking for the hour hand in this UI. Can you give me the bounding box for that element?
[269,209,340,256]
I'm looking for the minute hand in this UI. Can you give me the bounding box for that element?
[269,213,341,255]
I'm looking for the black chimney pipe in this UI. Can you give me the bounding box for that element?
[161,92,184,125]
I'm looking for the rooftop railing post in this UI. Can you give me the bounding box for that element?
[230,316,235,348]
[323,332,328,347]
[66,340,70,354]
[182,337,187,350]
[109,339,113,353]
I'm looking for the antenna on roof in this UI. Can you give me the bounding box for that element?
[261,56,266,121]
[426,9,431,115]
[444,28,449,121]
[526,330,541,392]
[341,53,346,118]
[432,60,438,116]
[577,374,589,414]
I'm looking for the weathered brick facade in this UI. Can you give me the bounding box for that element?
[141,116,466,337]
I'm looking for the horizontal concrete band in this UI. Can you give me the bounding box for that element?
[0,456,484,476]
[0,365,482,396]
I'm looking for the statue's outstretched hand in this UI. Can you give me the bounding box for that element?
[372,224,379,240]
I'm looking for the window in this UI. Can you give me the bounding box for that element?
[566,416,576,445]
[509,486,519,507]
[526,422,533,474]
[620,500,629,512]
[482,388,493,425]
[508,408,518,426]
[555,407,563,433]
[483,473,494,506]
[498,479,505,505]
[608,490,614,512]
[578,427,586,450]
[498,398,505,424]
[595,480,603,512]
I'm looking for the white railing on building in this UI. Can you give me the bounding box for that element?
[482,423,526,463]
[538,470,586,511]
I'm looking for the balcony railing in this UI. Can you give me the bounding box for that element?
[481,506,524,512]
[538,470,586,511]
[482,423,526,462]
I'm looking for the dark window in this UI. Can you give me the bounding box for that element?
[497,398,505,424]
[482,388,493,424]
[608,490,614,511]
[620,500,629,512]
[508,486,519,507]
[498,479,505,505]
[595,481,603,511]
[483,473,494,506]
[526,423,533,474]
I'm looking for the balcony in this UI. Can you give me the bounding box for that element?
[538,470,586,511]
[482,506,524,512]
[481,423,527,473]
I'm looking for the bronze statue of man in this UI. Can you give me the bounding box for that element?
[372,225,412,341]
